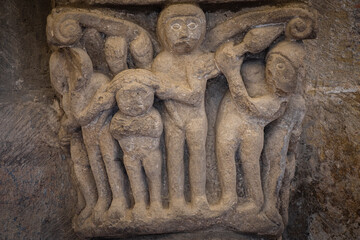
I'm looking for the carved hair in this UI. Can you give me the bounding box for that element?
[157,4,206,51]
[266,40,305,69]
[112,69,158,92]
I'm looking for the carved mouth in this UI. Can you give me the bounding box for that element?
[174,41,193,52]
[175,40,190,45]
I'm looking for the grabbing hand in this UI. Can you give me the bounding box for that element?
[215,42,244,73]
[191,53,219,80]
[94,91,116,110]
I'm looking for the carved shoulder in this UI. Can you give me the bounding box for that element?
[152,51,173,74]
[290,94,306,113]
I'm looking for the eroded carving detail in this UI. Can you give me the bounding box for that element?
[47,3,316,238]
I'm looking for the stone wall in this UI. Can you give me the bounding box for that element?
[0,0,359,239]
[0,0,77,239]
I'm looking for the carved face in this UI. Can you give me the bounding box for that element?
[164,16,204,54]
[116,83,154,117]
[266,53,297,95]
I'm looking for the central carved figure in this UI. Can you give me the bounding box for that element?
[47,2,316,238]
[153,4,219,212]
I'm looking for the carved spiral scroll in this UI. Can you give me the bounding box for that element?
[205,5,317,51]
[285,17,314,40]
[47,8,159,52]
[55,19,82,45]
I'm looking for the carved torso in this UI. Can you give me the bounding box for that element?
[110,107,163,139]
[152,51,216,126]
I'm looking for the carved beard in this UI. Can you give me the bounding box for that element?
[172,39,196,54]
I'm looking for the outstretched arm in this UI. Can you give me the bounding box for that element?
[154,53,219,106]
[74,84,116,126]
[155,71,203,106]
[215,42,261,114]
[214,25,285,111]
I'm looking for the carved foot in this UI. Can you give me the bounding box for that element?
[192,195,210,215]
[131,202,147,220]
[91,198,109,225]
[76,205,93,225]
[169,197,189,216]
[251,212,284,236]
[210,194,237,213]
[261,208,284,235]
[106,198,127,220]
[148,201,165,218]
[236,200,262,216]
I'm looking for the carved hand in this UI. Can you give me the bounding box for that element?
[94,91,116,110]
[191,53,219,80]
[242,26,284,54]
[215,42,244,74]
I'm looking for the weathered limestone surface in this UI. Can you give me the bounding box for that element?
[0,0,359,240]
[285,1,360,239]
[0,0,78,239]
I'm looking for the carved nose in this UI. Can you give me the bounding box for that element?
[179,27,189,39]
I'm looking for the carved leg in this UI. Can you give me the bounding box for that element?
[237,126,264,215]
[279,152,296,227]
[214,120,239,211]
[123,154,147,217]
[186,116,208,210]
[262,126,289,228]
[142,148,163,215]
[82,127,112,222]
[99,125,127,219]
[70,132,97,224]
[164,118,186,211]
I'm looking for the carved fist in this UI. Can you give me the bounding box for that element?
[191,53,219,80]
[96,92,116,110]
[215,42,244,73]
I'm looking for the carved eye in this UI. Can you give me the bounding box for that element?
[171,23,181,30]
[276,63,285,70]
[187,22,197,30]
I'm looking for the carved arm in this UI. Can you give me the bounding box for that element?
[155,72,203,106]
[205,4,317,51]
[215,42,260,114]
[73,84,116,126]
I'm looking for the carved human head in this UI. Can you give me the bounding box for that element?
[265,41,305,95]
[157,4,206,55]
[115,70,156,117]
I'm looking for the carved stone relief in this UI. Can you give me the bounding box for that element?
[47,1,317,238]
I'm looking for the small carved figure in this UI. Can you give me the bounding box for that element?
[152,4,220,211]
[109,69,163,217]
